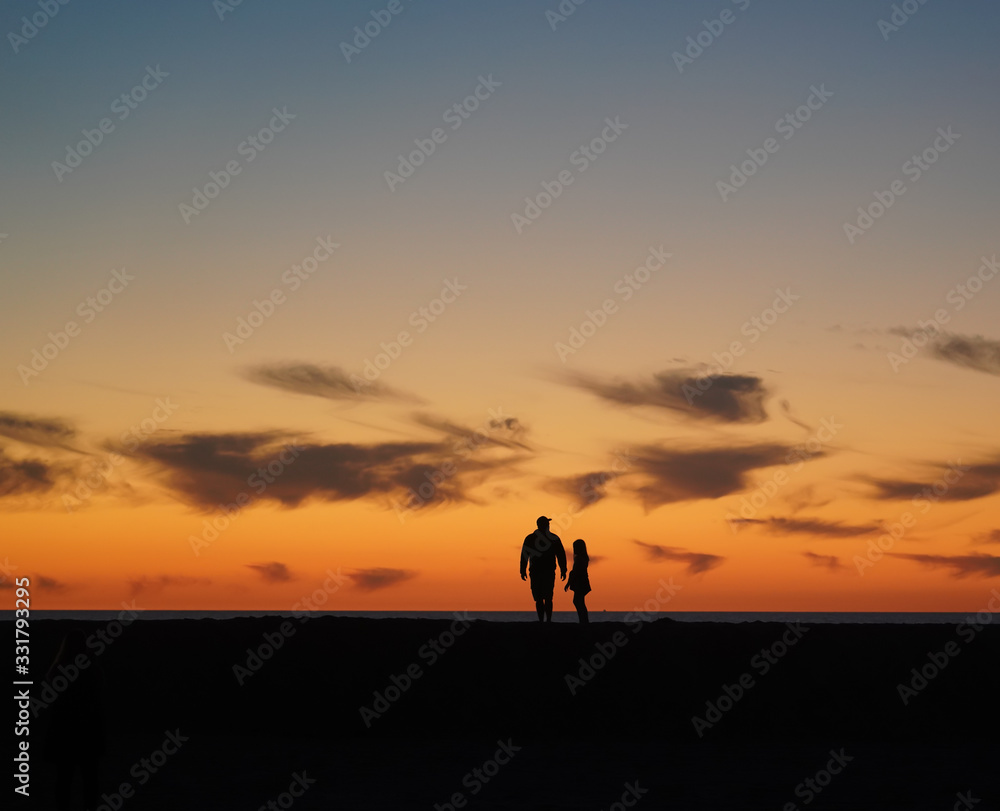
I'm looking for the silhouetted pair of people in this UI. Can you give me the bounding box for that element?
[519,516,590,623]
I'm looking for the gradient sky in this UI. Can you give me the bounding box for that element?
[2,0,999,611]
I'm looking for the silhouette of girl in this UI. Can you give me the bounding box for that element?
[565,539,591,624]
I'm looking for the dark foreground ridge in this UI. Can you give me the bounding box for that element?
[22,617,999,809]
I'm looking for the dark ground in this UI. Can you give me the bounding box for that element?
[12,617,1000,810]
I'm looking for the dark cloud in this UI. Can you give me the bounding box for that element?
[128,575,211,598]
[136,431,526,513]
[973,529,1000,545]
[779,400,812,432]
[633,541,724,574]
[928,334,1000,377]
[247,562,294,583]
[0,448,56,499]
[892,553,1000,579]
[546,470,619,512]
[0,412,78,450]
[36,574,68,590]
[803,551,842,571]
[244,362,422,402]
[626,442,801,509]
[0,415,183,507]
[783,485,834,514]
[730,516,879,538]
[347,568,417,591]
[729,517,767,528]
[410,412,529,451]
[888,329,1000,377]
[558,369,769,424]
[865,457,1000,503]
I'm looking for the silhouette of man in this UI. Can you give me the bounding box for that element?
[520,516,567,622]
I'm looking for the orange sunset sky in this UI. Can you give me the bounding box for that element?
[2,0,999,612]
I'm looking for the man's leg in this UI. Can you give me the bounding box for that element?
[534,599,545,621]
[544,596,554,621]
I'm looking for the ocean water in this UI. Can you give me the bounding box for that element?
[3,610,976,624]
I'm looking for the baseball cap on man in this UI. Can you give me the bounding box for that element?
[536,516,551,524]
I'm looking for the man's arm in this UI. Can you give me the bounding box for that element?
[520,535,530,579]
[555,535,567,579]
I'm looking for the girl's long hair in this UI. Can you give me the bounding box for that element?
[572,538,588,562]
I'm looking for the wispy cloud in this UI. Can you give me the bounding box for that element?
[556,369,769,424]
[0,449,57,499]
[625,442,808,509]
[865,457,1000,503]
[410,412,529,450]
[779,399,812,431]
[347,567,418,591]
[0,412,79,450]
[803,551,842,571]
[784,485,834,514]
[888,329,1000,377]
[973,529,1000,545]
[633,540,724,574]
[730,516,879,538]
[244,362,422,402]
[127,574,211,598]
[136,430,528,513]
[546,470,619,512]
[0,573,68,590]
[929,333,1000,376]
[246,562,294,583]
[892,552,1000,579]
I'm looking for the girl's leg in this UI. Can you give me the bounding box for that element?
[573,592,589,624]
